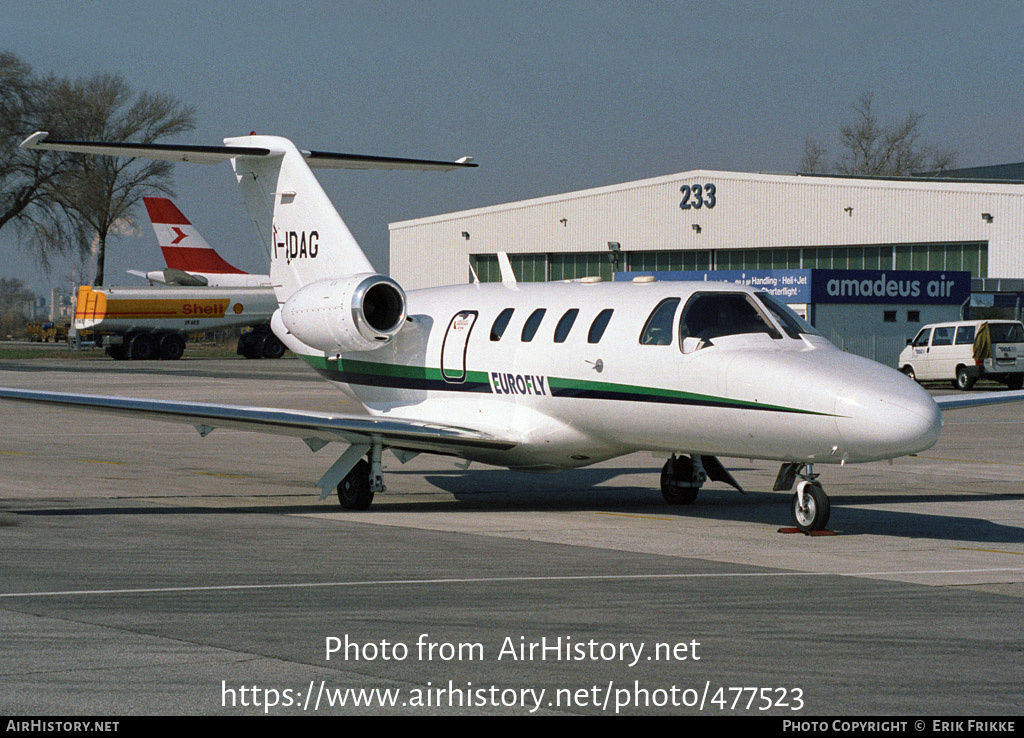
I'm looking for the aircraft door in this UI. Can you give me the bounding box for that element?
[441,310,478,383]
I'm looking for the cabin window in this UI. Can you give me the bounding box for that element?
[955,326,976,345]
[521,308,546,342]
[755,291,820,338]
[554,309,579,343]
[588,309,614,343]
[490,308,514,341]
[640,298,680,345]
[679,293,781,345]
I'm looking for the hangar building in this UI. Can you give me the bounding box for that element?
[389,167,1024,364]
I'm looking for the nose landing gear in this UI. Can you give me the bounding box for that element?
[784,464,831,532]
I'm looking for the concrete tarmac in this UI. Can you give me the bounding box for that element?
[0,358,1022,715]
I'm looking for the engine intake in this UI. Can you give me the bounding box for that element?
[280,273,407,354]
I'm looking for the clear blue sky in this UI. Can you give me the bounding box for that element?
[3,0,1022,295]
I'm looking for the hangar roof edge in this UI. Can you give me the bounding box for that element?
[389,168,1024,230]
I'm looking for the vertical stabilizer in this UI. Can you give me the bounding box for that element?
[225,135,375,302]
[143,197,246,275]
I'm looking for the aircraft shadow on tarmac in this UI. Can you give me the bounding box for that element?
[15,463,1024,545]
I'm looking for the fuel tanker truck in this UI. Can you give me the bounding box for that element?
[73,284,281,360]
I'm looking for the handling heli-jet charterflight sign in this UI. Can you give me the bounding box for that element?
[4,131,1024,533]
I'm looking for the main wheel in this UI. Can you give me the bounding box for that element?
[129,334,158,361]
[791,481,830,532]
[337,459,374,510]
[955,366,976,391]
[660,457,699,505]
[159,334,186,360]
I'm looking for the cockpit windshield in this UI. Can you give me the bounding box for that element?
[755,292,821,338]
[678,292,781,345]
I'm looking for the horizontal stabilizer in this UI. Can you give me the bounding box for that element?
[21,132,477,170]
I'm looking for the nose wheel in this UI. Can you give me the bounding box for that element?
[791,479,830,532]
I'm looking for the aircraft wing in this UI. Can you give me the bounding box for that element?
[0,388,517,454]
[934,389,1024,412]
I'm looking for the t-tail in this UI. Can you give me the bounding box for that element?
[19,130,475,355]
[222,134,473,355]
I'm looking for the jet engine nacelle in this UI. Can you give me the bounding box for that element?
[280,273,407,354]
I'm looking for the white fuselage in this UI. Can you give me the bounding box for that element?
[281,279,943,470]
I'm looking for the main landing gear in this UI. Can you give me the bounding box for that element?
[775,462,830,532]
[326,442,387,510]
[660,454,743,505]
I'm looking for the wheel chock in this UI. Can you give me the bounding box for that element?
[777,527,838,536]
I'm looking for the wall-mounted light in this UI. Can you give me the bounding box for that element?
[607,241,621,268]
[691,224,701,233]
[982,213,993,223]
[461,231,470,240]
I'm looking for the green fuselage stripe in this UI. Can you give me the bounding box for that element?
[300,355,830,416]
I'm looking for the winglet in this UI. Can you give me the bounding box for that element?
[21,131,50,149]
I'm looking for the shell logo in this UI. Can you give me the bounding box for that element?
[233,303,244,314]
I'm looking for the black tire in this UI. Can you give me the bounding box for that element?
[955,366,976,391]
[159,334,186,361]
[791,482,830,532]
[1007,375,1023,391]
[660,457,699,505]
[262,334,286,359]
[105,345,128,361]
[129,334,158,361]
[337,459,374,510]
[901,365,916,382]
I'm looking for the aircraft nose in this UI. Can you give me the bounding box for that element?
[834,374,942,461]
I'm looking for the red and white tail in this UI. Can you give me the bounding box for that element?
[143,197,246,275]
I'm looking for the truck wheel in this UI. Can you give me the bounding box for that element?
[261,334,285,359]
[130,334,158,361]
[105,345,128,361]
[159,334,186,360]
[1007,375,1024,391]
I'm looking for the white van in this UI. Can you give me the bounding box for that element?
[898,320,1024,391]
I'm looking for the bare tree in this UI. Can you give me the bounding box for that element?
[0,277,35,313]
[800,92,956,176]
[0,52,79,268]
[0,277,35,338]
[48,73,196,285]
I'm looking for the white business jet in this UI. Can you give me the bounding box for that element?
[5,131,1023,532]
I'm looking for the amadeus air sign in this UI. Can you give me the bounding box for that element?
[811,270,971,305]
[617,269,971,306]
